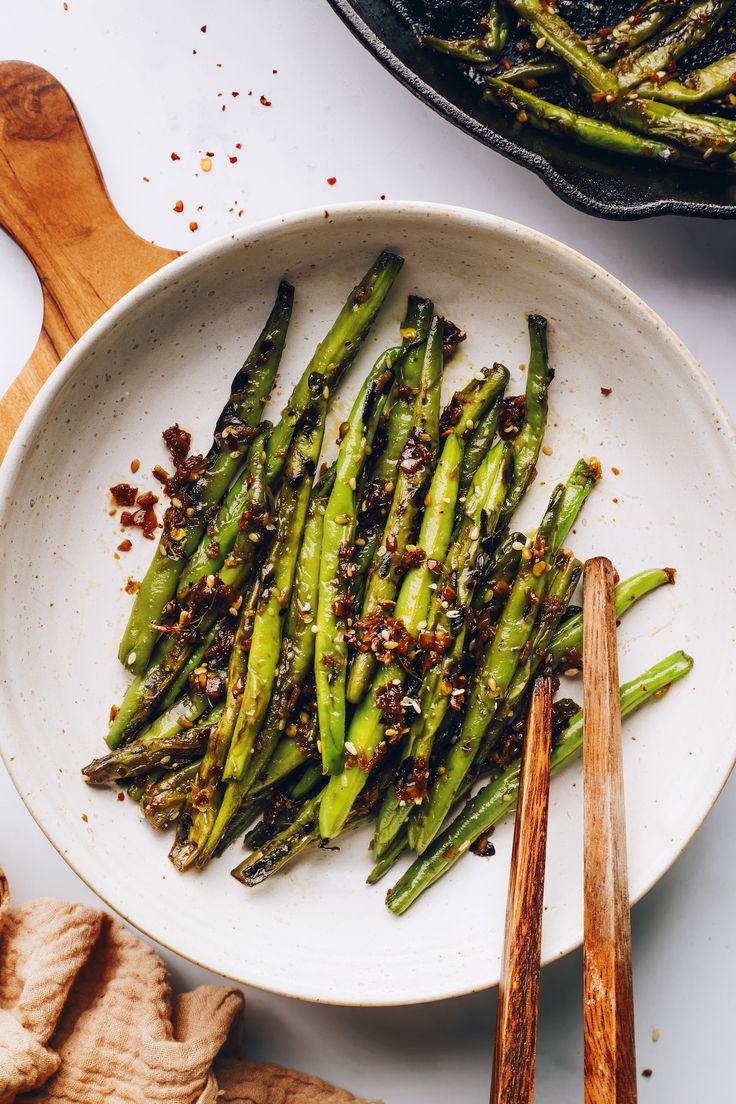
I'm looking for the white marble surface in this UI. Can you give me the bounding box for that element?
[0,1,733,1099]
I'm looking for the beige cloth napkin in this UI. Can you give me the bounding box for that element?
[0,870,377,1104]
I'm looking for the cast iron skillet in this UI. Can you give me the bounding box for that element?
[326,0,736,219]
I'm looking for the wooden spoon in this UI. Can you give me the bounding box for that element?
[583,557,638,1104]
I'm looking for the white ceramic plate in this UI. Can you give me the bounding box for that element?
[1,203,734,1006]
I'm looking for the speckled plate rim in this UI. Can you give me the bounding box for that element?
[326,0,736,221]
[1,200,735,1005]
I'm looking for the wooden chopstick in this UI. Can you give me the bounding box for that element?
[490,674,553,1104]
[582,557,638,1104]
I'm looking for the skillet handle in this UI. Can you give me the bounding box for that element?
[0,60,180,460]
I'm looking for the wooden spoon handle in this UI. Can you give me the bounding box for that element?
[583,557,638,1104]
[0,60,179,459]
[490,674,553,1104]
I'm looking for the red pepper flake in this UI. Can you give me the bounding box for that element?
[611,466,621,476]
[399,431,432,476]
[499,395,526,439]
[193,49,197,54]
[327,176,337,185]
[125,577,141,594]
[260,95,272,106]
[171,152,181,161]
[163,423,192,465]
[109,703,119,723]
[121,506,159,539]
[206,151,215,158]
[380,194,386,200]
[273,69,278,74]
[130,458,140,474]
[117,791,125,802]
[238,209,244,217]
[136,490,159,508]
[173,199,184,213]
[142,176,150,183]
[232,91,240,97]
[235,142,242,149]
[189,221,199,232]
[600,386,612,396]
[81,813,88,823]
[117,539,133,553]
[200,24,206,31]
[229,155,238,163]
[110,483,138,506]
[63,2,68,9]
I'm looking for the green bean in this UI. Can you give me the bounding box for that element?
[459,366,509,496]
[554,458,601,550]
[548,567,676,672]
[83,705,222,784]
[346,316,445,704]
[224,402,328,782]
[487,80,687,164]
[265,251,403,484]
[499,313,554,525]
[411,484,563,854]
[316,347,398,774]
[141,760,202,830]
[613,0,736,91]
[175,580,261,867]
[119,283,293,674]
